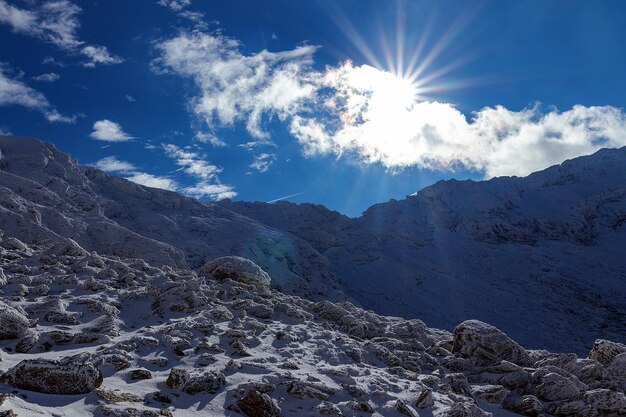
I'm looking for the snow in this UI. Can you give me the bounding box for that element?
[0,135,625,416]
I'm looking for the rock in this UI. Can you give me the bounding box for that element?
[0,356,102,394]
[502,395,543,417]
[129,368,152,380]
[535,372,582,401]
[546,400,592,417]
[415,388,434,408]
[395,399,418,417]
[165,368,188,389]
[440,402,491,417]
[588,339,626,366]
[96,389,143,403]
[0,299,30,339]
[314,401,343,416]
[231,389,283,417]
[199,256,271,289]
[287,381,334,400]
[15,331,39,353]
[444,373,472,395]
[346,400,374,413]
[165,368,226,394]
[452,320,531,366]
[583,388,626,414]
[470,384,510,404]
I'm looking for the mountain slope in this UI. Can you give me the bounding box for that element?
[222,148,626,354]
[0,135,624,355]
[0,135,344,301]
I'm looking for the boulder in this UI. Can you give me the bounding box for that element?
[0,299,30,339]
[231,389,283,417]
[198,256,271,289]
[0,356,102,394]
[452,320,531,366]
[583,388,626,414]
[535,372,581,402]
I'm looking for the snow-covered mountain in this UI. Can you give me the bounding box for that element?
[1,135,625,355]
[0,135,625,417]
[0,135,344,301]
[220,148,626,355]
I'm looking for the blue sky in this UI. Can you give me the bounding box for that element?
[1,0,626,216]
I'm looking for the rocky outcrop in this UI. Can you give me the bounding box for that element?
[588,339,626,366]
[0,355,102,394]
[452,320,532,366]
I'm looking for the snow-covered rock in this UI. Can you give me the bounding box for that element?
[0,299,30,339]
[199,256,271,289]
[0,355,102,394]
[452,320,532,366]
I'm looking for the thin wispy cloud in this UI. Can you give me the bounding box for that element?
[0,66,73,122]
[92,156,137,172]
[89,119,133,142]
[125,172,178,191]
[250,153,276,173]
[156,0,191,12]
[162,143,236,200]
[32,72,59,82]
[125,95,136,102]
[0,0,122,67]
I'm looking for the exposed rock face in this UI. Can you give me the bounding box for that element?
[0,300,30,339]
[0,356,102,394]
[452,320,532,366]
[198,256,271,289]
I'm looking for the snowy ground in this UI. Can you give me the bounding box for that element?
[0,238,624,417]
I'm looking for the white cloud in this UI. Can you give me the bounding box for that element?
[125,172,178,191]
[290,61,626,178]
[0,126,11,135]
[0,0,122,67]
[155,32,626,178]
[157,0,191,11]
[194,131,226,147]
[32,72,60,82]
[162,143,220,179]
[89,119,133,142]
[250,153,276,173]
[182,182,236,200]
[81,45,123,67]
[154,31,318,141]
[92,156,136,172]
[0,66,73,122]
[90,151,234,199]
[162,143,236,200]
[125,94,136,102]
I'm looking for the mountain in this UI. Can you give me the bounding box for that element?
[220,148,626,355]
[0,135,344,301]
[1,135,625,355]
[0,135,625,417]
